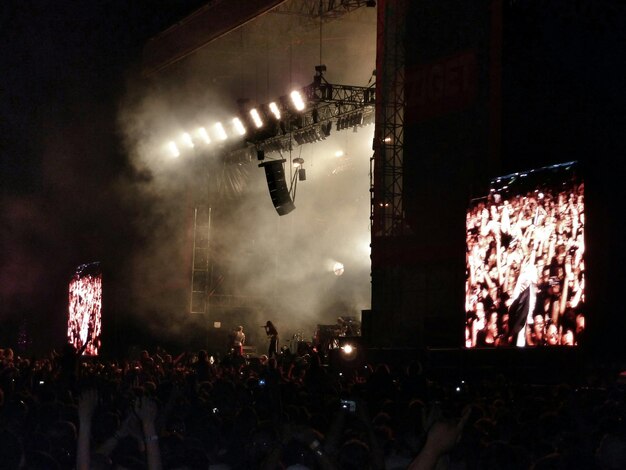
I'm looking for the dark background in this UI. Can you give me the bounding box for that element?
[1,1,207,354]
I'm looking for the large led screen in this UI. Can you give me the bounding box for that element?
[465,162,584,348]
[67,262,102,355]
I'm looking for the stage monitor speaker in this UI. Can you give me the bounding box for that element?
[259,159,295,216]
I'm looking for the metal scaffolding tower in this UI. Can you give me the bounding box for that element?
[372,0,406,237]
[190,206,212,314]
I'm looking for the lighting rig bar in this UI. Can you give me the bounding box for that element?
[257,103,373,152]
[241,71,375,158]
[272,0,376,21]
[164,67,375,162]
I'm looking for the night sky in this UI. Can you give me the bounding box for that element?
[1,1,207,351]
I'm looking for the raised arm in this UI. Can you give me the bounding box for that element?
[77,389,98,470]
[408,407,470,470]
[135,396,162,470]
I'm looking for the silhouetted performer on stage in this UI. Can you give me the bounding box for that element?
[263,321,279,358]
[231,326,245,357]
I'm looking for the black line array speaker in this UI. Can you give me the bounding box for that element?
[259,159,295,216]
[361,309,372,344]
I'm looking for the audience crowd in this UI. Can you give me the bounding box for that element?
[466,179,585,348]
[1,344,625,469]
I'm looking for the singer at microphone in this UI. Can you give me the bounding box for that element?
[262,321,279,358]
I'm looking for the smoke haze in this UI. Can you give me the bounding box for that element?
[116,4,376,349]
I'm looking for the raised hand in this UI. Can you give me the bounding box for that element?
[118,410,142,440]
[134,396,158,426]
[409,406,470,470]
[78,389,98,423]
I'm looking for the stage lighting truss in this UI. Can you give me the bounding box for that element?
[273,1,376,21]
[163,68,375,161]
[251,80,375,158]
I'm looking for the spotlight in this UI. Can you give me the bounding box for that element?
[340,342,358,361]
[197,127,211,144]
[290,90,305,111]
[321,122,332,137]
[182,132,194,148]
[214,122,228,141]
[291,115,304,130]
[292,157,304,168]
[293,133,305,146]
[335,150,344,157]
[333,262,345,276]
[167,141,180,158]
[362,113,374,126]
[269,102,281,120]
[232,117,246,136]
[319,84,333,100]
[249,108,263,128]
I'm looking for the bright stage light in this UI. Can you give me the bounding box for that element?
[290,90,305,111]
[269,102,281,119]
[335,150,345,157]
[197,127,211,144]
[167,141,180,158]
[232,117,246,136]
[333,262,345,276]
[214,122,228,140]
[182,132,194,148]
[250,109,263,128]
[293,157,304,168]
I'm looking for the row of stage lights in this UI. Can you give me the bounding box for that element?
[166,90,307,159]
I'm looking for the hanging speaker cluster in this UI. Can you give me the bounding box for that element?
[258,159,295,216]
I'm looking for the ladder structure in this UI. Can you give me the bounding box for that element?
[190,206,212,314]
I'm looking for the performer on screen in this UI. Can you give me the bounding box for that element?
[508,260,538,347]
[262,321,279,358]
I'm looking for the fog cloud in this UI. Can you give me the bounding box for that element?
[116,4,376,348]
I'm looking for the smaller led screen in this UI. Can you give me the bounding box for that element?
[465,162,584,348]
[67,262,102,356]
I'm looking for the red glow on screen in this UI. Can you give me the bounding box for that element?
[465,164,585,348]
[68,263,102,355]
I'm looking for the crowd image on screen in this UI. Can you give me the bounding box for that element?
[465,165,585,348]
[67,272,102,356]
